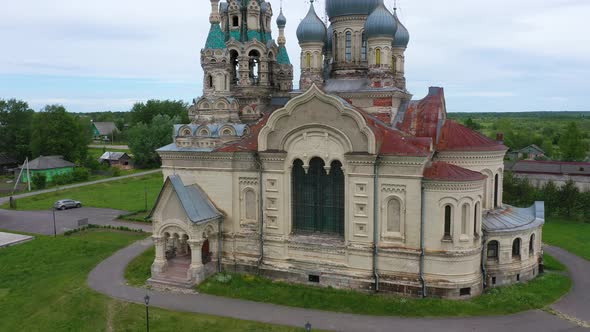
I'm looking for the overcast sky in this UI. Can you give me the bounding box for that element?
[0,0,588,113]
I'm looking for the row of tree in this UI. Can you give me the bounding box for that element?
[1,98,188,169]
[503,172,590,221]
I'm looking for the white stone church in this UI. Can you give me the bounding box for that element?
[148,0,545,299]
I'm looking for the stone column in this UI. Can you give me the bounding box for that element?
[187,239,205,283]
[151,236,167,276]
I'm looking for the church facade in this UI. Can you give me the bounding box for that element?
[149,0,545,299]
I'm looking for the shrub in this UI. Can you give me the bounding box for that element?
[83,155,102,171]
[52,172,73,185]
[31,173,46,189]
[111,167,122,177]
[72,168,90,182]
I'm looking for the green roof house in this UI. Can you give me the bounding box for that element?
[19,156,76,183]
[91,122,118,140]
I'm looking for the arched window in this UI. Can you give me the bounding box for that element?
[494,173,499,208]
[244,189,256,220]
[529,234,535,256]
[292,158,344,236]
[221,128,233,136]
[201,239,212,264]
[386,198,401,233]
[461,203,469,235]
[392,55,397,71]
[361,32,367,61]
[443,205,452,239]
[345,31,352,62]
[333,31,338,61]
[198,128,210,137]
[232,16,239,27]
[376,49,381,66]
[248,50,261,84]
[487,241,499,259]
[512,238,521,259]
[474,202,480,236]
[230,50,239,84]
[306,52,311,69]
[207,75,213,89]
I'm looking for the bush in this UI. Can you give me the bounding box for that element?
[83,155,102,171]
[52,172,74,185]
[31,173,46,189]
[111,167,121,177]
[72,168,90,182]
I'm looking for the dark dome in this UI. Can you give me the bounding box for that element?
[393,10,410,47]
[365,1,397,39]
[296,2,327,44]
[276,8,287,28]
[326,0,380,18]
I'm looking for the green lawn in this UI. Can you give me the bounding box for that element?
[544,218,590,261]
[126,247,570,318]
[0,231,310,332]
[2,172,163,212]
[543,253,566,271]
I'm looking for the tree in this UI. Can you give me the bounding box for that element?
[541,181,560,217]
[558,180,580,217]
[127,114,177,168]
[129,100,189,125]
[31,173,47,190]
[30,105,90,163]
[0,99,34,161]
[559,122,589,161]
[463,117,481,130]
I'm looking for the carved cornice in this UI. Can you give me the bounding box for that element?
[239,177,258,186]
[423,180,484,192]
[381,184,406,193]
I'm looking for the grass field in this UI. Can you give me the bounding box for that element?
[1,172,163,212]
[125,247,570,318]
[543,218,590,261]
[0,230,310,332]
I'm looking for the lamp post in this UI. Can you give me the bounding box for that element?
[305,321,312,332]
[144,294,150,332]
[52,206,57,237]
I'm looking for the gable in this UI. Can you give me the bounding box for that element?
[258,84,376,154]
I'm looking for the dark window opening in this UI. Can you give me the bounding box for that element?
[308,274,320,283]
[529,234,535,256]
[460,288,471,296]
[516,274,520,281]
[361,32,367,61]
[533,268,536,276]
[333,32,338,61]
[292,158,345,236]
[474,202,480,237]
[230,50,239,84]
[487,240,499,260]
[443,205,452,239]
[201,239,211,264]
[207,75,213,89]
[248,50,261,84]
[492,276,496,285]
[232,16,239,27]
[494,173,499,207]
[512,238,521,259]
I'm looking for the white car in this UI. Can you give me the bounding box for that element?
[54,199,82,210]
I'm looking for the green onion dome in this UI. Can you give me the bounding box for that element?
[296,2,327,44]
[364,0,397,39]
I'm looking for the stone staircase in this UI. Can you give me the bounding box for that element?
[148,256,194,289]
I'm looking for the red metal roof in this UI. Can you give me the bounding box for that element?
[437,120,507,152]
[397,87,446,142]
[215,113,270,153]
[424,162,486,182]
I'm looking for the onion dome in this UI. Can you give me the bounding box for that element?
[326,25,334,51]
[326,0,379,18]
[276,8,287,28]
[393,9,410,47]
[365,0,397,39]
[296,1,327,44]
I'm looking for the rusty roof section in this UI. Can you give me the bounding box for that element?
[423,162,486,182]
[215,112,271,153]
[397,87,446,143]
[437,120,507,152]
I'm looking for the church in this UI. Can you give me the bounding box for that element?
[148,0,545,299]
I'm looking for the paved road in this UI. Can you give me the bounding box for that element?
[88,241,589,332]
[0,169,160,206]
[88,144,129,150]
[0,207,152,235]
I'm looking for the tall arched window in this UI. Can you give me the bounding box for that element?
[361,32,367,61]
[376,49,381,66]
[443,205,452,239]
[487,241,499,260]
[529,234,535,256]
[461,203,469,235]
[387,198,401,233]
[306,52,311,69]
[333,32,338,61]
[345,31,352,62]
[392,55,397,71]
[512,238,521,259]
[292,158,344,236]
[494,173,499,208]
[248,50,260,84]
[207,75,213,89]
[232,16,239,27]
[230,50,239,84]
[244,189,256,220]
[474,202,480,236]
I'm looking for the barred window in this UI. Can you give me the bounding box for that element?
[487,241,499,259]
[345,31,352,62]
[361,32,367,61]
